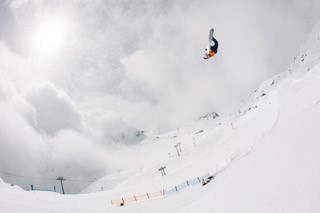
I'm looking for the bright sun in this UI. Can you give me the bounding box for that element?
[33,19,67,53]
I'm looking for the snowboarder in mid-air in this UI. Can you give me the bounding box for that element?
[204,29,218,60]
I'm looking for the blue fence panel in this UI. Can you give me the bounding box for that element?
[187,178,200,186]
[176,182,188,191]
[163,187,177,195]
[198,173,210,181]
[163,173,211,196]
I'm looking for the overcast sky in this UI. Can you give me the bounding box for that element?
[0,0,320,192]
[1,0,320,130]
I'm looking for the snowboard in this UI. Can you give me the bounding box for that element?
[208,29,214,45]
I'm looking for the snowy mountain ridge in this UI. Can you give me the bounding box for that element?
[1,21,320,213]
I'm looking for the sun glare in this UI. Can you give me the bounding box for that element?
[33,19,67,53]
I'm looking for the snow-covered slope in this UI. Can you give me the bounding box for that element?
[1,22,320,213]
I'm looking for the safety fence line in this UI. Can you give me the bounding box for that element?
[110,190,163,205]
[110,173,211,206]
[163,173,210,195]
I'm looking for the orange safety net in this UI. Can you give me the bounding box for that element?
[135,194,149,201]
[111,191,163,205]
[123,197,136,203]
[110,199,123,205]
[148,191,163,198]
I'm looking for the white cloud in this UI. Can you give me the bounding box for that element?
[23,82,83,136]
[0,42,146,191]
[0,86,48,175]
[0,79,145,192]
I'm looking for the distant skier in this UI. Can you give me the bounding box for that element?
[204,29,219,60]
[202,178,209,186]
